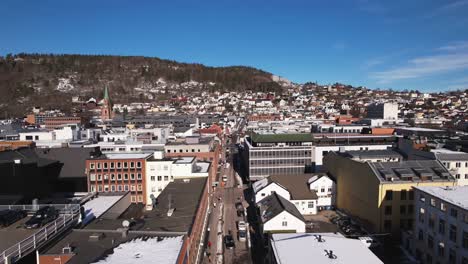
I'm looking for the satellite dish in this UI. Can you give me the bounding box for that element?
[122,220,130,228]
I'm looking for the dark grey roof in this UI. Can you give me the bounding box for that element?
[346,149,402,159]
[35,148,94,178]
[435,152,468,161]
[268,174,318,200]
[258,193,305,224]
[85,178,207,234]
[0,148,56,166]
[370,160,455,183]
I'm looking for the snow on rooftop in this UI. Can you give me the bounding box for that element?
[414,186,468,211]
[271,233,383,264]
[82,195,123,225]
[92,236,183,264]
[104,153,152,159]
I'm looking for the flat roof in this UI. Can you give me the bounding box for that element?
[96,153,153,160]
[414,186,468,211]
[345,149,402,159]
[85,178,207,234]
[271,233,383,264]
[173,157,195,164]
[370,160,455,183]
[82,195,124,225]
[251,132,314,143]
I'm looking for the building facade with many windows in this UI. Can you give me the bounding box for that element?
[413,186,468,264]
[86,152,152,204]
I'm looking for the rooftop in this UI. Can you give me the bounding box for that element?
[250,132,314,143]
[173,156,195,164]
[257,193,305,224]
[369,160,455,183]
[414,186,468,211]
[345,149,402,159]
[267,174,318,200]
[92,153,153,160]
[271,233,383,264]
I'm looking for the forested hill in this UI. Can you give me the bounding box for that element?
[0,53,288,116]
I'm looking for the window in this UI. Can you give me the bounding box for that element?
[151,187,156,192]
[400,205,406,215]
[117,162,122,168]
[456,162,461,168]
[418,229,424,240]
[138,196,143,202]
[131,196,136,202]
[441,202,447,212]
[438,243,445,257]
[385,206,392,215]
[123,162,128,168]
[90,174,96,181]
[98,186,102,192]
[90,163,95,169]
[137,184,142,191]
[409,190,414,200]
[110,162,114,168]
[124,173,128,180]
[103,162,108,169]
[104,174,109,180]
[124,185,129,191]
[427,234,434,249]
[131,185,136,191]
[117,174,122,180]
[130,162,135,168]
[439,219,446,235]
[111,185,115,192]
[111,174,115,180]
[192,149,195,152]
[151,176,155,181]
[385,190,393,201]
[97,174,102,180]
[131,173,135,180]
[321,187,325,193]
[420,194,426,203]
[157,176,162,181]
[449,224,457,242]
[164,176,169,181]
[137,161,141,168]
[449,248,456,264]
[308,201,314,208]
[282,221,287,227]
[451,208,458,218]
[401,190,407,200]
[137,173,142,180]
[430,198,436,207]
[463,231,468,249]
[429,213,435,229]
[419,208,425,223]
[384,220,392,231]
[104,185,109,192]
[97,163,101,169]
[118,185,122,191]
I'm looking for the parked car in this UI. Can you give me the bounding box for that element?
[237,220,246,231]
[0,209,27,228]
[224,233,235,249]
[235,202,244,217]
[24,206,58,229]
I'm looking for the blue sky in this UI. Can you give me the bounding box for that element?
[2,0,468,91]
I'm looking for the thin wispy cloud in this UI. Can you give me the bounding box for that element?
[438,41,468,51]
[424,0,468,19]
[370,44,468,84]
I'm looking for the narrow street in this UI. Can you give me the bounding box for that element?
[202,119,251,264]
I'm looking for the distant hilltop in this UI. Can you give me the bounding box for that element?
[0,53,290,116]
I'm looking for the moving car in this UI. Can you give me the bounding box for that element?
[24,206,59,229]
[238,221,247,242]
[0,209,27,228]
[224,233,235,249]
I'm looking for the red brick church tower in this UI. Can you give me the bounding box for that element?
[100,86,113,120]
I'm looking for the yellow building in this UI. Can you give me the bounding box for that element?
[324,152,456,238]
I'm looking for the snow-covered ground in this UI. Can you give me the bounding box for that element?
[92,236,184,264]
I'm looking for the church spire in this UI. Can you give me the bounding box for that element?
[103,86,110,101]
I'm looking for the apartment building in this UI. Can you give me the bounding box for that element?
[86,152,153,204]
[434,151,468,186]
[367,102,399,120]
[324,152,456,238]
[413,186,468,264]
[145,152,210,209]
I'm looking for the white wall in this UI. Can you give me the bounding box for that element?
[441,161,468,186]
[255,183,291,203]
[312,144,392,167]
[309,176,335,208]
[264,211,305,233]
[292,199,317,215]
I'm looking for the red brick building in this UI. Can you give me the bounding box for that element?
[86,153,153,203]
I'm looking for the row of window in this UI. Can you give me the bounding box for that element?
[166,149,202,153]
[150,175,173,181]
[384,204,414,216]
[250,150,311,158]
[131,195,144,203]
[442,161,468,169]
[90,184,143,192]
[89,161,142,169]
[385,190,415,201]
[250,159,310,166]
[419,194,468,222]
[417,230,468,264]
[294,201,314,209]
[90,173,142,181]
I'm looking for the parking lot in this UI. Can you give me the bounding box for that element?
[0,217,38,253]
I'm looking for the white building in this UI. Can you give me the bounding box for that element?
[434,150,468,186]
[308,174,335,210]
[19,126,77,148]
[268,233,383,264]
[145,151,210,209]
[253,174,318,215]
[367,102,399,120]
[257,193,306,233]
[413,186,468,264]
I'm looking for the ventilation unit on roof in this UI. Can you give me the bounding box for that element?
[62,245,73,254]
[432,167,450,179]
[393,168,414,181]
[413,168,434,181]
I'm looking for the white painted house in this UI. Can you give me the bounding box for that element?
[253,174,318,215]
[257,193,306,233]
[308,174,336,210]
